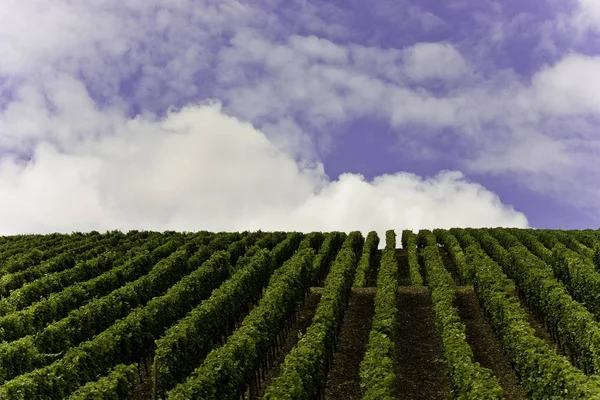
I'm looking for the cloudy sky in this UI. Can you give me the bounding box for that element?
[1,0,599,242]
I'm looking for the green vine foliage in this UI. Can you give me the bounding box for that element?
[166,247,317,399]
[359,229,398,399]
[262,231,364,400]
[0,234,243,398]
[461,230,600,399]
[66,363,138,400]
[152,232,310,399]
[433,229,472,285]
[419,230,503,400]
[401,230,423,286]
[475,229,600,375]
[353,231,380,287]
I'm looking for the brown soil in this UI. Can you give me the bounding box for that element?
[132,356,154,400]
[396,249,411,286]
[324,287,377,400]
[255,290,323,397]
[395,286,453,400]
[455,287,527,400]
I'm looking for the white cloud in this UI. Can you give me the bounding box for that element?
[369,0,446,32]
[270,171,528,236]
[571,0,600,34]
[0,88,528,245]
[170,25,600,217]
[217,34,470,133]
[403,42,469,81]
[0,1,100,76]
[468,131,574,175]
[529,54,600,116]
[0,0,259,115]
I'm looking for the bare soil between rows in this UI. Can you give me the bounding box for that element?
[132,355,153,399]
[395,286,453,400]
[324,287,377,400]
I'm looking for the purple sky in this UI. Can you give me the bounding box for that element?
[0,0,599,239]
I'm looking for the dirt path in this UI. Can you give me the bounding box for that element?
[324,287,377,400]
[132,356,153,400]
[395,287,453,400]
[396,248,411,286]
[455,287,527,400]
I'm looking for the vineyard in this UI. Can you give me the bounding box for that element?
[0,228,600,399]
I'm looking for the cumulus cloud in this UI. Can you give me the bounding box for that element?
[267,170,528,235]
[0,92,528,245]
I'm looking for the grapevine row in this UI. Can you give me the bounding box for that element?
[418,230,503,398]
[469,228,600,375]
[401,230,423,285]
[353,231,380,287]
[0,251,155,342]
[262,231,364,399]
[433,228,472,284]
[152,231,310,399]
[359,230,398,399]
[166,247,317,399]
[0,233,90,275]
[311,232,347,284]
[0,233,237,383]
[509,228,600,320]
[0,233,77,265]
[0,235,249,398]
[0,231,149,299]
[65,363,138,400]
[456,229,600,398]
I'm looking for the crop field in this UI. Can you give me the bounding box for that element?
[0,228,599,399]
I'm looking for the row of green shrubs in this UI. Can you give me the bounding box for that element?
[454,229,600,399]
[66,363,138,400]
[262,232,364,399]
[0,233,249,398]
[419,230,504,399]
[353,231,380,287]
[476,228,600,375]
[166,246,317,399]
[359,230,399,399]
[152,232,312,399]
[401,230,423,285]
